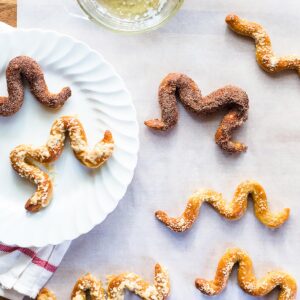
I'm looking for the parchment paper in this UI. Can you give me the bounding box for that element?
[18,0,300,298]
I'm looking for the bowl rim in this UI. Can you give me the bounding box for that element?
[76,0,184,33]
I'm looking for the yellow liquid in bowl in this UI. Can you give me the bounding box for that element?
[97,0,164,20]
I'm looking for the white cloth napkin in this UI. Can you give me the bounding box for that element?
[0,21,71,300]
[0,242,71,299]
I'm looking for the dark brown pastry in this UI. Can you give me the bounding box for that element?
[145,73,249,153]
[0,56,71,116]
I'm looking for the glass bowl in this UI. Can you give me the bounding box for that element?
[77,0,184,33]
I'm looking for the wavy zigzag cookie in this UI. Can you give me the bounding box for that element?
[36,288,57,300]
[226,14,300,75]
[36,264,170,300]
[155,180,290,232]
[107,263,169,300]
[10,116,114,212]
[195,248,297,300]
[144,73,249,154]
[72,273,105,300]
[0,56,71,116]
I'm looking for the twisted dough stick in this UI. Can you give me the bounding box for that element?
[36,264,169,300]
[0,56,71,116]
[37,288,57,300]
[226,14,300,74]
[195,248,297,300]
[71,273,106,300]
[155,180,290,232]
[144,73,249,153]
[107,263,170,300]
[10,116,114,212]
[36,274,105,300]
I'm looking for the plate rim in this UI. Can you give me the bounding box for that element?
[0,28,139,247]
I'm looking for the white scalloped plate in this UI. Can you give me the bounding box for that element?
[0,29,139,247]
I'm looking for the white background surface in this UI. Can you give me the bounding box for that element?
[18,0,300,299]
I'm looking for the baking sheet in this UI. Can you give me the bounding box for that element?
[18,0,300,298]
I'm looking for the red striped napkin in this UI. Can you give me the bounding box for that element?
[0,242,70,299]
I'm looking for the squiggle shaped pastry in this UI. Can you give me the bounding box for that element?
[37,288,57,300]
[144,73,249,154]
[10,116,114,212]
[155,180,290,232]
[107,263,170,300]
[226,14,300,75]
[36,264,170,300]
[0,56,71,116]
[71,273,105,300]
[195,248,297,300]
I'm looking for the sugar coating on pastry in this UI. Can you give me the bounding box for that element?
[71,273,105,300]
[0,56,71,116]
[144,73,249,154]
[155,180,290,232]
[37,264,169,300]
[10,116,114,212]
[226,14,300,75]
[36,288,57,300]
[107,263,170,300]
[195,248,297,300]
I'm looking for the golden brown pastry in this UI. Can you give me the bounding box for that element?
[71,273,105,300]
[144,73,249,154]
[226,14,300,75]
[195,248,297,300]
[107,263,170,300]
[10,116,114,212]
[36,288,57,300]
[155,180,290,232]
[36,264,169,300]
[0,56,71,116]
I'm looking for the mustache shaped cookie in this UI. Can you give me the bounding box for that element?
[36,264,170,300]
[145,73,249,154]
[195,248,297,300]
[226,14,300,75]
[0,56,71,116]
[10,116,114,212]
[155,180,290,232]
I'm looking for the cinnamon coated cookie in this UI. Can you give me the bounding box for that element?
[145,73,249,154]
[0,56,71,116]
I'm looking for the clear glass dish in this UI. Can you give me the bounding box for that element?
[77,0,184,33]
